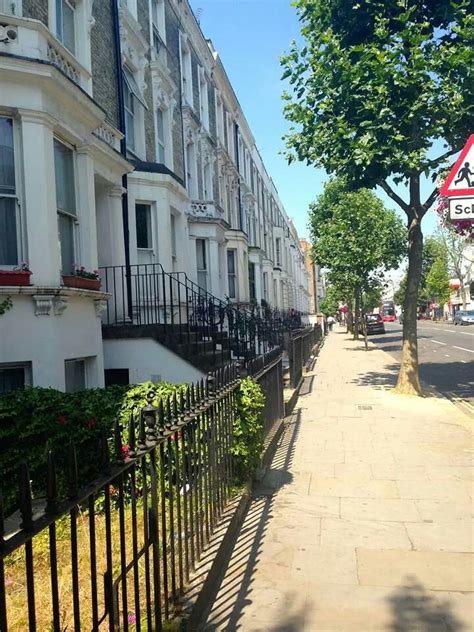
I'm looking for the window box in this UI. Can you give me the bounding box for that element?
[62,275,101,291]
[0,270,32,286]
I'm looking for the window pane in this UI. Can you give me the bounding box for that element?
[227,250,235,274]
[62,1,75,53]
[0,118,15,195]
[136,204,151,249]
[197,270,207,291]
[156,109,164,139]
[65,359,85,392]
[54,140,76,215]
[228,275,236,299]
[170,214,176,256]
[58,212,75,273]
[196,239,206,270]
[0,367,25,394]
[0,198,18,265]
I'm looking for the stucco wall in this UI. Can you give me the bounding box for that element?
[103,338,205,385]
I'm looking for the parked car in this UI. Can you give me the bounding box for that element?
[359,313,386,335]
[453,310,474,326]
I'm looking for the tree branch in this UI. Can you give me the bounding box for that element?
[422,186,439,213]
[379,180,410,214]
[426,147,460,170]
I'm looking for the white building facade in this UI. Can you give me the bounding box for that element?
[0,0,310,392]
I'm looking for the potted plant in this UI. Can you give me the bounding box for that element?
[0,263,32,286]
[62,266,101,291]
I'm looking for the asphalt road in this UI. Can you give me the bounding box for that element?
[368,320,474,411]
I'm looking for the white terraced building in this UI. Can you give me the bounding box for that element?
[0,0,311,393]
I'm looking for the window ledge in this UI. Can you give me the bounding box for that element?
[0,285,111,300]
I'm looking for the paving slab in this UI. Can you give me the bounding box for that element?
[203,330,474,631]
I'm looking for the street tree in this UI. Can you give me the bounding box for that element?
[282,0,473,394]
[309,179,406,337]
[425,256,451,314]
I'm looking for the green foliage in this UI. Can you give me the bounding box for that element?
[232,378,265,483]
[309,178,406,294]
[0,382,184,515]
[319,286,340,316]
[426,257,451,307]
[0,296,12,316]
[394,275,407,306]
[282,0,473,190]
[363,283,383,312]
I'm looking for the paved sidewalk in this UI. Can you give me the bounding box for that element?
[203,328,473,631]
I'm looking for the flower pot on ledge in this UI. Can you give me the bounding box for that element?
[0,270,32,286]
[62,275,101,291]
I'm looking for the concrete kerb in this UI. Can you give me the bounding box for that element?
[184,414,288,630]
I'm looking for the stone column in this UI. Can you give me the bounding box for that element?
[76,146,98,270]
[19,111,60,286]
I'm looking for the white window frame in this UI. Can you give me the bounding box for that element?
[156,107,166,164]
[202,159,212,200]
[54,137,78,275]
[198,66,209,130]
[151,0,166,43]
[276,237,281,267]
[0,116,23,267]
[123,66,147,159]
[227,249,237,300]
[186,141,198,199]
[55,0,76,55]
[179,34,193,106]
[0,362,31,393]
[196,238,208,292]
[170,212,177,261]
[135,202,153,253]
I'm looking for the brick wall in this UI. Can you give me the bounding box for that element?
[90,1,120,129]
[22,0,48,25]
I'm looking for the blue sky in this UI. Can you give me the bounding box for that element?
[190,0,441,241]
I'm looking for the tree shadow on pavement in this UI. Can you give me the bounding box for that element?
[387,577,466,632]
[351,362,400,389]
[202,410,302,631]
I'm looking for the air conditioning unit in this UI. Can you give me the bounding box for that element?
[0,24,18,43]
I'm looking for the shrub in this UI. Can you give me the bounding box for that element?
[0,381,184,515]
[232,377,265,483]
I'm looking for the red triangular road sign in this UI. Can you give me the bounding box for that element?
[440,134,474,197]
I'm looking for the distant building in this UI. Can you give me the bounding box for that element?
[299,239,325,313]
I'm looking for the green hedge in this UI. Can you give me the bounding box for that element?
[0,378,265,516]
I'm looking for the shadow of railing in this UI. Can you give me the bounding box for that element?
[203,410,302,630]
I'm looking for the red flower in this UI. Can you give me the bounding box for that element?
[87,418,96,430]
[57,415,68,426]
[121,444,129,458]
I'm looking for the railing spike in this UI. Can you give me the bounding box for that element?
[157,398,166,438]
[46,450,58,514]
[113,418,122,462]
[68,443,79,499]
[19,462,33,530]
[138,411,147,450]
[128,413,136,457]
[166,395,173,430]
[173,391,178,418]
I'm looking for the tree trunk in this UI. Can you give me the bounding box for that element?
[354,287,360,340]
[396,215,423,395]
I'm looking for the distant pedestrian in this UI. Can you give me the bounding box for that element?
[327,315,335,331]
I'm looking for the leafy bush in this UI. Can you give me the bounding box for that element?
[232,377,265,483]
[0,381,183,515]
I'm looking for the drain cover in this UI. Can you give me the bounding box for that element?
[358,405,373,410]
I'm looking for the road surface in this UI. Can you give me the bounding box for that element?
[368,320,474,413]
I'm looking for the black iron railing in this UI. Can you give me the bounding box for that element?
[100,263,307,367]
[0,365,240,631]
[289,326,322,389]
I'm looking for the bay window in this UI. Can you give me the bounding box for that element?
[54,139,76,274]
[123,67,147,156]
[0,117,19,265]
